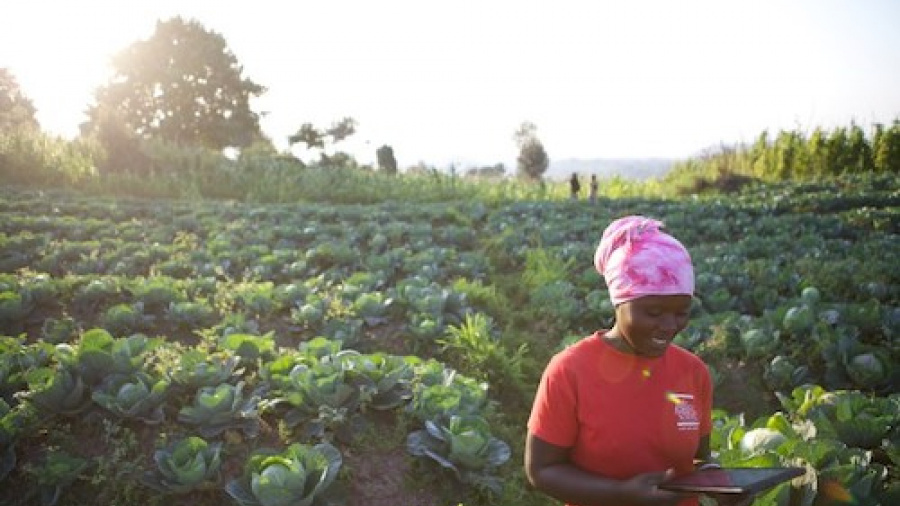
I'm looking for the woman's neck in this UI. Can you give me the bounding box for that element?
[603,329,636,355]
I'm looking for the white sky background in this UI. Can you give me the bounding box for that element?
[2,0,899,168]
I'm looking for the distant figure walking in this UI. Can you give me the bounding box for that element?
[569,173,581,200]
[589,174,598,203]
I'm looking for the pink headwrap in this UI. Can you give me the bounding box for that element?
[594,216,694,306]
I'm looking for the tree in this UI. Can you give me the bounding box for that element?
[376,145,397,175]
[873,120,900,173]
[83,17,265,150]
[288,117,358,163]
[0,68,39,133]
[846,122,874,173]
[513,121,549,180]
[288,123,325,151]
[89,103,153,176]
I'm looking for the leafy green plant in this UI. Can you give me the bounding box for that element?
[91,371,169,424]
[224,442,342,506]
[141,436,223,494]
[1,399,22,481]
[407,364,489,423]
[23,366,93,417]
[763,355,810,392]
[167,350,242,391]
[25,449,89,506]
[40,317,79,345]
[439,312,528,391]
[820,334,893,391]
[132,278,184,313]
[177,381,261,438]
[267,362,362,443]
[218,332,277,365]
[1,336,53,401]
[56,329,158,386]
[406,414,511,494]
[350,291,393,327]
[342,352,414,411]
[0,290,32,334]
[166,300,217,330]
[100,302,150,336]
[740,327,779,359]
[528,280,580,329]
[792,388,896,450]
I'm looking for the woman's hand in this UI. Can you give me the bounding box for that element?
[622,469,694,506]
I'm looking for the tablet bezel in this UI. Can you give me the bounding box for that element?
[659,467,805,494]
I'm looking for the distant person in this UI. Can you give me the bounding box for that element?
[569,173,581,200]
[589,174,598,203]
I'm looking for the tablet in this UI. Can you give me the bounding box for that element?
[660,467,805,494]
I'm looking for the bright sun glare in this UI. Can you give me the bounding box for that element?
[3,0,899,166]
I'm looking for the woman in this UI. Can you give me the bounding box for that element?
[525,216,749,506]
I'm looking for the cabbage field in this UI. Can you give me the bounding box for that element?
[1,173,898,506]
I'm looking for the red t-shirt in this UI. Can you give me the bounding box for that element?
[528,331,712,506]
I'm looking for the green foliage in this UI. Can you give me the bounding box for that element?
[177,381,261,438]
[342,352,415,411]
[141,436,223,494]
[407,362,489,422]
[0,68,39,133]
[0,170,897,506]
[91,371,169,424]
[0,399,23,481]
[266,360,363,443]
[0,130,99,186]
[167,350,242,391]
[439,312,528,393]
[25,449,89,506]
[406,414,511,495]
[225,442,342,506]
[375,144,398,174]
[23,366,93,417]
[664,119,899,189]
[58,329,158,386]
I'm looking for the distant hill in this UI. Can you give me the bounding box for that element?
[546,157,679,181]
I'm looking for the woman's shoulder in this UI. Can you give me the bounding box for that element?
[550,332,605,365]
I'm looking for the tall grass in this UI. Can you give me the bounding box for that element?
[0,130,99,186]
[0,130,735,203]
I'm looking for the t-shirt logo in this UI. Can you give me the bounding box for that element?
[667,392,699,431]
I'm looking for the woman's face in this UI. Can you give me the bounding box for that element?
[613,294,692,357]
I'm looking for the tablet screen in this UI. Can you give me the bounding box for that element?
[660,467,805,494]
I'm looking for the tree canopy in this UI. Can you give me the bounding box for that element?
[83,17,265,150]
[0,68,39,133]
[288,117,358,163]
[376,145,398,175]
[513,121,549,180]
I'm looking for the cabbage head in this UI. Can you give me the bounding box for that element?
[740,329,777,358]
[142,436,222,494]
[783,306,815,334]
[845,351,890,390]
[800,286,821,307]
[225,443,342,506]
[739,428,787,455]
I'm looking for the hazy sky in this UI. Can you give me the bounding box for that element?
[3,0,899,167]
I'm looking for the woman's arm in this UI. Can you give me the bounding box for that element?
[525,433,691,506]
